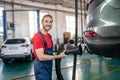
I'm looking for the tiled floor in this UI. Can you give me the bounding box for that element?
[0,52,120,80]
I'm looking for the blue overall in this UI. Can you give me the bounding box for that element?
[34,31,53,80]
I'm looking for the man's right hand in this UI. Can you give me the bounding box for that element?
[58,50,67,58]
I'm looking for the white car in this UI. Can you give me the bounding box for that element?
[0,37,33,64]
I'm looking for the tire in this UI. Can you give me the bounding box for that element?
[78,44,83,55]
[31,50,35,59]
[2,59,9,64]
[25,53,33,61]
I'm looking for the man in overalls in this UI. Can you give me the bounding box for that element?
[32,14,66,80]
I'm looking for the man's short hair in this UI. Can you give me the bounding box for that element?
[42,14,53,22]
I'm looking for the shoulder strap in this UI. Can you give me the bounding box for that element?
[47,33,53,46]
[38,31,47,47]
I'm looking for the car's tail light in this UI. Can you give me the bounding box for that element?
[84,31,98,37]
[86,0,93,4]
[1,45,7,48]
[21,44,29,47]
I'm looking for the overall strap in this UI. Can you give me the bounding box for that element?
[39,31,47,48]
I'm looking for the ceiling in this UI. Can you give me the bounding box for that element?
[26,0,85,9]
[0,0,86,11]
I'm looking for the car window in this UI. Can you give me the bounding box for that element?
[5,39,25,44]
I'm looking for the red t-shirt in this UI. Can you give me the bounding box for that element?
[32,32,52,60]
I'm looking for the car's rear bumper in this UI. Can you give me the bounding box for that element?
[0,54,30,59]
[86,43,120,57]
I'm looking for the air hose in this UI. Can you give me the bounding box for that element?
[55,44,83,80]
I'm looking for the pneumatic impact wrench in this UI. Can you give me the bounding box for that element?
[55,44,83,80]
[65,44,83,55]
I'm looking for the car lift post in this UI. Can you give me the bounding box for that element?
[55,0,80,79]
[2,9,40,41]
[72,0,79,79]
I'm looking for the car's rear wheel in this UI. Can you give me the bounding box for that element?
[25,53,33,61]
[31,50,34,59]
[2,59,10,64]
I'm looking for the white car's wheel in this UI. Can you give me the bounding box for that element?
[2,59,9,64]
[25,53,33,61]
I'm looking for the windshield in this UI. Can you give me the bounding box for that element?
[5,39,25,44]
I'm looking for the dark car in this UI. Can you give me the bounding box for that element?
[83,0,120,57]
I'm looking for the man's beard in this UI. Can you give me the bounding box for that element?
[43,25,51,31]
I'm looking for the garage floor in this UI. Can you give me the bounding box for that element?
[0,52,120,80]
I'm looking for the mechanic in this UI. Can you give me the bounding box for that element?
[32,14,66,80]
